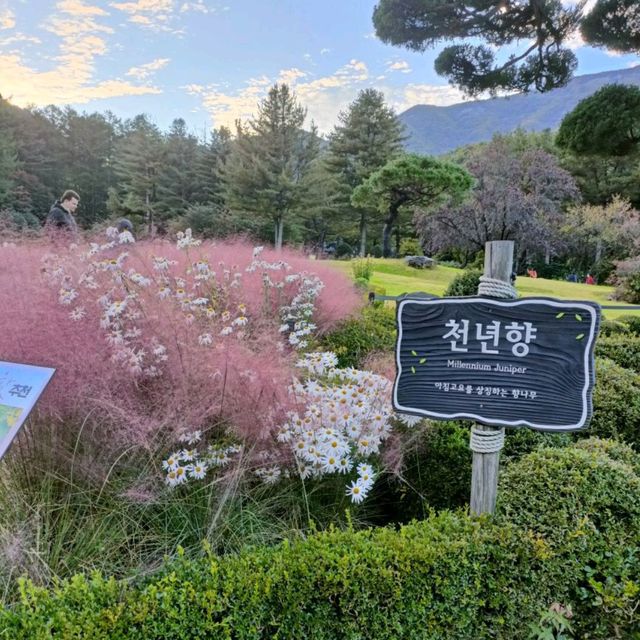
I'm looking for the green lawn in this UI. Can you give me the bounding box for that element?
[329,258,639,320]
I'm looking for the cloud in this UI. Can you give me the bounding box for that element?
[0,8,15,29]
[320,48,330,55]
[186,59,373,133]
[126,57,170,79]
[110,0,210,32]
[386,60,411,73]
[0,0,161,107]
[55,0,108,16]
[385,83,468,114]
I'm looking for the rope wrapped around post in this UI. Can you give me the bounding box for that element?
[469,275,517,455]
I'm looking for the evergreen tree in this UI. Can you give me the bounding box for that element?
[325,89,405,255]
[155,118,201,219]
[111,115,164,234]
[352,154,473,257]
[223,84,320,249]
[57,108,120,226]
[372,0,640,95]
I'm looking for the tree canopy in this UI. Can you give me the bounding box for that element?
[557,84,640,157]
[372,0,640,95]
[352,153,473,257]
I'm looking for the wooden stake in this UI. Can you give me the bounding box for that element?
[470,240,514,516]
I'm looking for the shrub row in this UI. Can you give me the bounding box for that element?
[2,440,638,640]
[321,304,396,368]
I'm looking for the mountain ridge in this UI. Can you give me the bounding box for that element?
[399,66,640,155]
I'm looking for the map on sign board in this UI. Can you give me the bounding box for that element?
[393,297,600,432]
[0,361,56,460]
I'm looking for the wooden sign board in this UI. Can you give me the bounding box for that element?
[0,361,56,460]
[393,297,600,432]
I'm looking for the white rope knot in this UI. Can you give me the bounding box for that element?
[478,276,517,300]
[469,426,505,453]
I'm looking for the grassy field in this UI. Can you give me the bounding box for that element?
[328,258,639,320]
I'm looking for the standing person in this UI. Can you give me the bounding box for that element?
[585,273,595,285]
[45,190,79,234]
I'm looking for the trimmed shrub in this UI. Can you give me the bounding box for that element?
[497,442,640,638]
[444,269,482,297]
[498,443,640,538]
[588,357,640,443]
[321,304,396,368]
[598,319,629,337]
[3,488,639,639]
[595,335,640,373]
[616,314,640,336]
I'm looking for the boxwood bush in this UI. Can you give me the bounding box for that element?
[588,357,640,444]
[595,335,640,372]
[498,440,640,638]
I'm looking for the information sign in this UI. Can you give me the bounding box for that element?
[394,297,600,431]
[0,361,56,460]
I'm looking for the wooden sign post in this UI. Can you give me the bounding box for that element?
[472,241,513,515]
[393,241,600,516]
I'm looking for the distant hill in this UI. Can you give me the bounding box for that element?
[399,66,640,156]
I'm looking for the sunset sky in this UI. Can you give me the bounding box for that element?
[0,0,638,134]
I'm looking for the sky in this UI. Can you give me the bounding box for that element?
[0,0,638,136]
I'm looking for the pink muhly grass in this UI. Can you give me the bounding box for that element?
[0,237,360,456]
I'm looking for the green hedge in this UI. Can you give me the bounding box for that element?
[498,440,640,638]
[595,335,640,373]
[2,442,639,639]
[589,357,640,444]
[321,304,396,368]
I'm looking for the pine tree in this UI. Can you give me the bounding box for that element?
[155,118,201,220]
[223,84,320,249]
[325,89,405,255]
[111,115,164,234]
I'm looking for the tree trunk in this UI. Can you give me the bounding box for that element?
[395,224,401,257]
[359,212,367,257]
[146,190,152,236]
[595,237,602,264]
[274,217,284,250]
[382,203,399,258]
[544,248,550,265]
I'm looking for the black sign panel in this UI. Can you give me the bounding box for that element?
[394,297,600,431]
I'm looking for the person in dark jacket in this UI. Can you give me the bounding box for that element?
[45,190,79,234]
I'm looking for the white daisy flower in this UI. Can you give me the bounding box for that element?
[345,479,368,504]
[189,462,207,480]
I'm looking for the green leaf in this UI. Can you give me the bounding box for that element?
[411,366,416,374]
[411,350,417,356]
[419,358,427,364]
[556,312,565,319]
[575,314,582,321]
[576,333,585,340]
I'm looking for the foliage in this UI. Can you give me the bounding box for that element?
[351,258,373,282]
[588,357,640,444]
[398,237,422,257]
[352,153,473,258]
[325,89,405,256]
[443,269,482,297]
[581,1,640,61]
[498,441,640,637]
[372,1,639,95]
[498,441,640,538]
[321,304,396,368]
[419,134,578,263]
[560,196,640,275]
[598,318,629,337]
[3,465,640,639]
[223,84,320,250]
[596,335,640,372]
[557,84,640,157]
[612,257,640,303]
[616,314,640,335]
